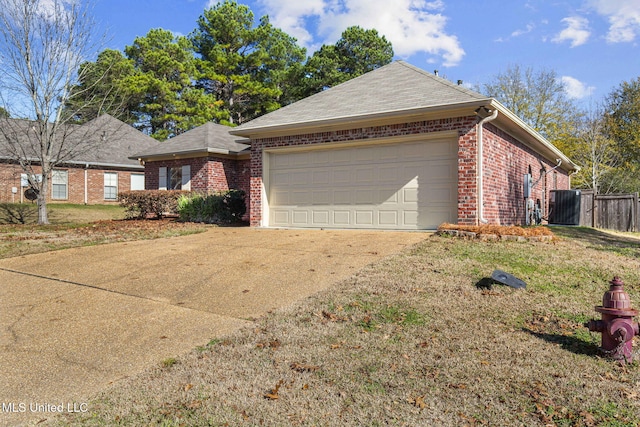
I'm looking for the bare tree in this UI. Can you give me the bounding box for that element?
[571,105,622,194]
[0,0,105,224]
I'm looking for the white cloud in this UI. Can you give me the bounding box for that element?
[256,0,465,67]
[511,23,535,38]
[552,16,590,47]
[561,76,595,99]
[587,0,640,43]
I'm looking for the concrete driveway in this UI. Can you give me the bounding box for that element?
[0,227,426,426]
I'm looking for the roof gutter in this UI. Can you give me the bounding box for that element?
[477,107,499,224]
[129,147,251,162]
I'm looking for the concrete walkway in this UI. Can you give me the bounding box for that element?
[0,227,426,426]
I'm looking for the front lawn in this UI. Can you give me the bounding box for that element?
[50,227,640,426]
[0,203,208,259]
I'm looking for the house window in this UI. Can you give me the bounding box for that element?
[104,172,118,200]
[130,173,145,190]
[158,166,191,191]
[51,170,68,200]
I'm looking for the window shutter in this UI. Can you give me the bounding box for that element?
[181,165,191,191]
[159,167,167,190]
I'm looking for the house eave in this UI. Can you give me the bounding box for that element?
[229,100,492,138]
[0,155,144,170]
[488,100,580,173]
[130,147,250,163]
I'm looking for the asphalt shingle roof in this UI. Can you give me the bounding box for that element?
[132,122,249,159]
[0,114,161,168]
[232,60,490,134]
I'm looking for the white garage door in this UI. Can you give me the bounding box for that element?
[267,138,458,230]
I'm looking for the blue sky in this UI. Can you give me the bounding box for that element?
[92,0,640,105]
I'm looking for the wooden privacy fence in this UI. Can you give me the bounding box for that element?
[579,190,639,232]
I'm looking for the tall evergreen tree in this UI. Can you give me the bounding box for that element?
[124,29,226,140]
[190,1,306,124]
[301,26,394,97]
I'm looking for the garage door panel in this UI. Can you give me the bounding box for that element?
[333,168,351,184]
[312,211,330,225]
[268,139,457,230]
[355,167,375,183]
[334,190,352,205]
[355,210,374,225]
[379,211,398,226]
[333,211,351,225]
[291,191,311,205]
[272,210,290,225]
[313,170,330,184]
[312,190,330,205]
[292,211,309,225]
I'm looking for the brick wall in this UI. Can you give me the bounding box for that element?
[0,161,144,204]
[145,156,251,195]
[481,123,570,225]
[248,116,571,227]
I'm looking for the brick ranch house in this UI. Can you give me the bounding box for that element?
[136,60,579,230]
[0,114,161,204]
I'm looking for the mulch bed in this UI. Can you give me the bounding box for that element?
[437,222,555,242]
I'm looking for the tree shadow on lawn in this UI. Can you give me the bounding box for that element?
[522,327,601,357]
[551,226,640,257]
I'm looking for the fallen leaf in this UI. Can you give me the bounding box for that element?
[186,400,201,410]
[410,395,426,409]
[580,410,597,427]
[290,362,320,372]
[184,383,193,392]
[264,380,284,400]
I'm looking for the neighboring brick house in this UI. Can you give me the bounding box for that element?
[137,61,579,230]
[131,122,251,196]
[0,114,161,204]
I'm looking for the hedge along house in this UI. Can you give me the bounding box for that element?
[131,122,251,197]
[229,61,580,230]
[0,114,161,204]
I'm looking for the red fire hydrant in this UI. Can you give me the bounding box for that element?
[585,277,640,362]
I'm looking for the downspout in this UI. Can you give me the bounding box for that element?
[84,164,89,205]
[477,108,499,224]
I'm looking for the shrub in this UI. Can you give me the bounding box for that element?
[118,190,188,219]
[0,203,38,224]
[177,190,246,224]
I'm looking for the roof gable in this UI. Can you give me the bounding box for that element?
[232,60,490,135]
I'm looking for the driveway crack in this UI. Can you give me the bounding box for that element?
[0,267,223,316]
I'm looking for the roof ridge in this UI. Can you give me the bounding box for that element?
[394,60,487,100]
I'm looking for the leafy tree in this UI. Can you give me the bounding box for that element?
[124,29,226,140]
[190,0,306,124]
[0,106,8,118]
[603,77,640,160]
[481,65,582,148]
[0,0,107,224]
[301,26,394,97]
[65,49,137,123]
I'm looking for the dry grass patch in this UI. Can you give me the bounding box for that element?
[50,228,640,426]
[0,219,208,259]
